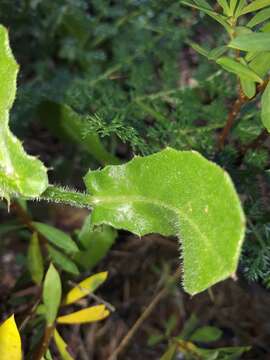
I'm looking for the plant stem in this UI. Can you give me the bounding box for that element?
[33,324,55,360]
[218,79,270,150]
[40,185,94,209]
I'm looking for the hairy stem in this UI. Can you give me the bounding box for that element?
[40,185,94,209]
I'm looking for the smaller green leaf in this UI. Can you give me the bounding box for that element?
[247,7,270,27]
[75,215,117,270]
[249,51,270,77]
[229,0,238,14]
[33,222,79,254]
[229,33,270,52]
[216,56,263,83]
[240,0,270,15]
[190,326,223,343]
[181,1,231,32]
[234,0,247,18]
[208,46,227,60]
[27,232,44,285]
[48,245,79,275]
[235,26,253,36]
[261,81,270,132]
[240,77,256,98]
[217,0,230,15]
[193,0,212,9]
[189,41,209,58]
[43,263,62,325]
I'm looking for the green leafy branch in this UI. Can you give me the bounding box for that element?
[0,23,246,296]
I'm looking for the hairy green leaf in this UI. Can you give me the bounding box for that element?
[229,33,270,52]
[261,81,270,132]
[216,57,263,83]
[43,263,62,325]
[84,148,245,295]
[0,25,48,203]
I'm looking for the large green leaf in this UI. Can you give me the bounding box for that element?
[0,25,48,203]
[84,148,245,295]
[229,33,270,52]
[261,81,270,132]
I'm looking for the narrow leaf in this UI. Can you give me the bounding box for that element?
[229,0,238,14]
[0,315,21,360]
[229,33,270,52]
[75,215,117,269]
[0,25,48,203]
[217,0,231,15]
[189,41,209,58]
[47,245,79,275]
[181,1,231,33]
[43,263,62,325]
[216,56,263,83]
[54,330,74,360]
[190,326,223,342]
[33,222,79,254]
[240,0,270,15]
[84,148,245,295]
[261,81,270,132]
[247,7,270,28]
[57,305,109,324]
[27,232,44,285]
[63,272,108,305]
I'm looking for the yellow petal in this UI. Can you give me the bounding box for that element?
[0,314,22,360]
[54,329,74,360]
[63,271,108,306]
[57,305,109,324]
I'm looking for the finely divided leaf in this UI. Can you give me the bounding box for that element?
[84,148,245,295]
[0,25,48,203]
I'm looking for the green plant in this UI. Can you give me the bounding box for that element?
[1,0,270,358]
[0,24,245,296]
